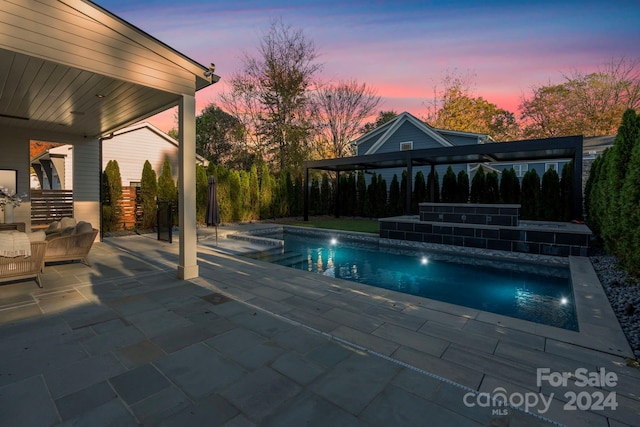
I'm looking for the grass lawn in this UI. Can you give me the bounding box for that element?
[277,217,380,234]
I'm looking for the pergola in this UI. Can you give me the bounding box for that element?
[304,135,584,221]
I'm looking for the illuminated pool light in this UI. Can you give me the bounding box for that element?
[421,256,429,265]
[330,238,338,245]
[560,297,568,305]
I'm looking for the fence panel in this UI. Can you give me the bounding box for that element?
[30,189,74,229]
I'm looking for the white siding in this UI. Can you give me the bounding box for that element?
[102,126,180,185]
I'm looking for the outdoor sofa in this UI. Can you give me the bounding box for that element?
[44,218,98,266]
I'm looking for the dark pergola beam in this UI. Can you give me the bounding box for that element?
[304,135,584,220]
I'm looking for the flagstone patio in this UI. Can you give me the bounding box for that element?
[0,224,638,426]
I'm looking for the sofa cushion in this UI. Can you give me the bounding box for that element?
[60,217,76,229]
[75,221,93,234]
[27,230,46,242]
[46,221,60,232]
[60,227,75,236]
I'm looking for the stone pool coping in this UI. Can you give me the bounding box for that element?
[227,225,633,358]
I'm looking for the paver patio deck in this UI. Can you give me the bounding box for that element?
[0,223,638,426]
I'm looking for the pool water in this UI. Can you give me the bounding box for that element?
[246,233,578,331]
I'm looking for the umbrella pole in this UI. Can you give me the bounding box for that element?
[216,225,218,245]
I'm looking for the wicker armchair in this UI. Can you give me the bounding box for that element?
[0,241,48,288]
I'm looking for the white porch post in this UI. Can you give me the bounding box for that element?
[177,94,199,279]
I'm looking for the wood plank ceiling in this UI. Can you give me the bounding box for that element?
[0,47,181,138]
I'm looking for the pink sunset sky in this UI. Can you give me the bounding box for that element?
[95,0,640,133]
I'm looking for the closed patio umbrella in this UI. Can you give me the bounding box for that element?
[205,176,220,244]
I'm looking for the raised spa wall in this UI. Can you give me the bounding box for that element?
[379,203,591,257]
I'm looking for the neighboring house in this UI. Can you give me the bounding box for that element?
[31,144,74,190]
[354,112,598,187]
[31,123,208,190]
[104,122,208,187]
[354,112,493,184]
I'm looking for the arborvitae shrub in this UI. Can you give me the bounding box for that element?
[500,168,520,204]
[413,171,426,212]
[426,170,440,202]
[456,170,469,203]
[356,171,367,216]
[389,174,400,216]
[259,164,274,219]
[441,166,457,202]
[157,158,177,203]
[365,173,377,217]
[560,162,573,221]
[520,169,541,220]
[470,168,486,203]
[619,130,640,275]
[483,171,499,203]
[102,159,123,232]
[584,156,602,229]
[249,165,260,220]
[140,160,157,229]
[540,168,561,220]
[195,164,208,224]
[310,177,320,215]
[399,170,407,213]
[320,173,331,215]
[376,177,387,217]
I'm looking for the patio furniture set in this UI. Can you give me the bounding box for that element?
[0,218,97,288]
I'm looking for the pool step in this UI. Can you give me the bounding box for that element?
[249,250,306,265]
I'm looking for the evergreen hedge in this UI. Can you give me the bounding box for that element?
[102,160,123,232]
[140,160,157,229]
[540,168,561,220]
[441,166,457,203]
[456,170,469,203]
[483,171,500,203]
[520,169,541,220]
[469,168,485,203]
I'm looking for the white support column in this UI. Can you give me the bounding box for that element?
[177,94,199,279]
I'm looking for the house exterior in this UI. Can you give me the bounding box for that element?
[355,112,587,185]
[354,112,491,185]
[31,123,208,189]
[0,0,218,279]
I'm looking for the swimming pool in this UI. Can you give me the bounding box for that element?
[245,232,578,331]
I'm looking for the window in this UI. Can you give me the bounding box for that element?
[513,164,528,178]
[130,181,141,187]
[545,163,558,172]
[400,141,413,151]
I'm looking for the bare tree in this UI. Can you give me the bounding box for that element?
[220,19,322,173]
[311,80,381,158]
[520,57,640,138]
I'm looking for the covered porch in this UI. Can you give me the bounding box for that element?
[0,0,219,279]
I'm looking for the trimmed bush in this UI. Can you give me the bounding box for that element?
[470,168,485,203]
[320,173,331,215]
[441,166,457,202]
[356,171,367,216]
[619,131,640,275]
[456,170,469,203]
[500,168,520,204]
[102,160,123,232]
[426,170,440,203]
[483,171,500,203]
[540,168,561,220]
[389,174,400,216]
[140,160,157,229]
[259,164,275,219]
[520,169,541,220]
[400,170,407,213]
[560,162,572,221]
[195,164,208,224]
[413,171,426,212]
[376,177,387,217]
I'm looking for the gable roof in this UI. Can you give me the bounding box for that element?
[356,112,455,155]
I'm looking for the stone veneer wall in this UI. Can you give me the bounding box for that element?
[379,203,591,257]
